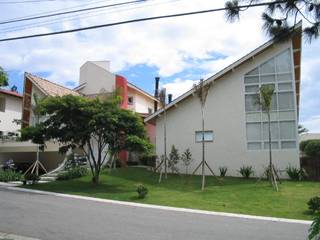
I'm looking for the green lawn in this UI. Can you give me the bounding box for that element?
[25,167,320,220]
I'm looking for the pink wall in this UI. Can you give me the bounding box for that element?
[115,75,128,109]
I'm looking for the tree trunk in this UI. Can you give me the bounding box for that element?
[164,108,167,179]
[267,112,272,185]
[201,106,205,191]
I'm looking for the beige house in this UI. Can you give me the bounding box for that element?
[145,24,302,178]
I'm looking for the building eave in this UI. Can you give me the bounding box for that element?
[127,82,160,102]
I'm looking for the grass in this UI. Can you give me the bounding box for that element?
[24,167,320,220]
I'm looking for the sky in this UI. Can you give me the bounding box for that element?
[0,0,319,132]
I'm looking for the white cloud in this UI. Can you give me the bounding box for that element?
[162,78,198,100]
[301,115,320,133]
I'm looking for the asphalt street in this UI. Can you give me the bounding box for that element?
[0,187,310,240]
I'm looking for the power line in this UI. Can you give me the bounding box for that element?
[0,1,285,42]
[0,0,147,25]
[0,0,177,34]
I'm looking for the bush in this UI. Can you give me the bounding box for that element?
[24,173,40,184]
[0,170,22,182]
[136,184,148,199]
[305,140,320,157]
[308,197,320,213]
[140,154,157,167]
[219,167,228,178]
[57,166,88,180]
[286,166,307,181]
[239,166,254,179]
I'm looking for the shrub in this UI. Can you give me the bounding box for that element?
[239,166,254,179]
[0,170,22,182]
[140,154,157,167]
[308,197,320,213]
[304,140,320,157]
[57,166,88,180]
[286,166,307,181]
[168,145,180,173]
[136,184,148,199]
[24,173,40,184]
[219,167,228,178]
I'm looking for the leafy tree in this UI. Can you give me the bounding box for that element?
[309,215,320,240]
[0,66,8,87]
[21,94,152,184]
[168,145,180,173]
[298,124,308,134]
[225,0,320,42]
[257,85,278,191]
[181,148,193,175]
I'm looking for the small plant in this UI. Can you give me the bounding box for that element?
[136,184,148,199]
[286,166,307,181]
[0,170,22,182]
[168,145,180,173]
[309,215,320,240]
[219,167,228,178]
[239,165,254,179]
[57,166,88,180]
[181,148,193,175]
[24,173,40,184]
[308,197,320,213]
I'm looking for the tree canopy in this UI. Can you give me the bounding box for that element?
[0,66,8,87]
[225,0,320,42]
[21,94,153,183]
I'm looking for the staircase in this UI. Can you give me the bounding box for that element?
[39,157,68,183]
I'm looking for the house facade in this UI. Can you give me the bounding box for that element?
[0,89,22,135]
[145,25,302,178]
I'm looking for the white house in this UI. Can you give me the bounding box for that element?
[0,88,22,135]
[145,24,302,178]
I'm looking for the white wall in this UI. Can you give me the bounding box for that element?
[155,41,300,178]
[128,88,155,114]
[79,61,115,95]
[0,93,22,133]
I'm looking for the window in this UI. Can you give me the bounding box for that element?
[244,48,297,150]
[128,96,134,105]
[195,131,213,142]
[0,97,5,112]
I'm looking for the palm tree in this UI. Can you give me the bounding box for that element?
[257,85,278,191]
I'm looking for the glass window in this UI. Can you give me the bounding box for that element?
[245,67,259,76]
[246,112,261,122]
[261,75,276,83]
[248,142,262,150]
[0,97,5,112]
[245,85,259,93]
[281,141,296,149]
[263,122,279,140]
[244,76,259,84]
[276,49,291,73]
[246,123,261,141]
[195,131,213,142]
[278,83,293,91]
[277,73,292,82]
[278,92,294,110]
[264,141,279,149]
[260,58,275,74]
[280,121,296,139]
[245,94,260,112]
[128,96,134,105]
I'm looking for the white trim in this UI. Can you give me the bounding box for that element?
[4,186,312,225]
[127,82,160,102]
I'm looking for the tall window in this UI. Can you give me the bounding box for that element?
[244,49,297,150]
[0,97,5,112]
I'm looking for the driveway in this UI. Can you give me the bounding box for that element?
[0,187,310,240]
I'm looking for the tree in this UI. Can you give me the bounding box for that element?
[193,78,213,191]
[298,124,308,134]
[168,145,180,173]
[257,85,279,191]
[309,215,320,240]
[225,0,320,42]
[0,66,8,87]
[21,94,152,184]
[181,148,193,175]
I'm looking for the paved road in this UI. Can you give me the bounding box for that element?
[0,187,310,240]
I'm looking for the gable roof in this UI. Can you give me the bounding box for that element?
[25,72,80,97]
[128,82,160,102]
[145,22,302,123]
[0,89,23,98]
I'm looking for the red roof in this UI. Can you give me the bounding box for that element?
[0,89,23,98]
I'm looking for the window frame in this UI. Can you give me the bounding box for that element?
[195,130,214,143]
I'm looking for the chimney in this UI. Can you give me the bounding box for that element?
[168,94,172,104]
[154,76,160,111]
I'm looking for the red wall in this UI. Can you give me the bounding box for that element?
[115,75,128,109]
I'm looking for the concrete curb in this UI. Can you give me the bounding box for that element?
[4,186,312,225]
[0,231,41,240]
